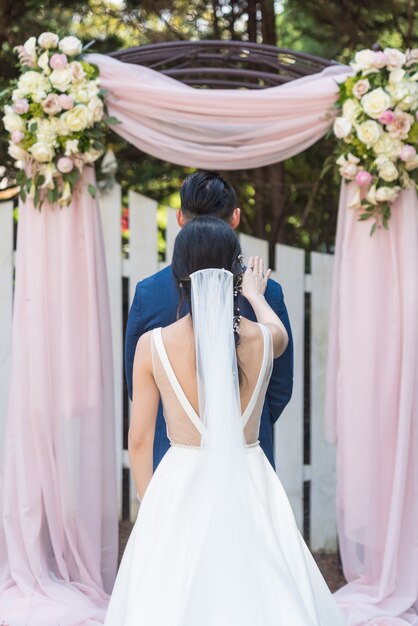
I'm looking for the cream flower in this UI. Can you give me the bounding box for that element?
[3,106,26,133]
[39,163,57,189]
[405,156,418,171]
[23,37,37,65]
[37,51,51,75]
[49,68,73,92]
[352,79,370,99]
[351,49,377,73]
[82,148,102,164]
[333,117,352,138]
[87,96,104,124]
[356,120,382,147]
[375,186,401,203]
[376,158,399,182]
[361,88,392,119]
[384,48,406,70]
[59,181,72,206]
[8,143,29,161]
[68,61,86,83]
[38,32,59,49]
[373,133,402,159]
[59,36,82,57]
[336,153,360,180]
[36,119,59,145]
[64,139,79,156]
[18,70,50,98]
[61,104,89,132]
[342,98,361,122]
[29,141,55,163]
[42,93,62,115]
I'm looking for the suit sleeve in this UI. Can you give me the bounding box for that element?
[125,282,144,401]
[266,282,294,425]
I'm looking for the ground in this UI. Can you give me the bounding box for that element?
[119,521,346,592]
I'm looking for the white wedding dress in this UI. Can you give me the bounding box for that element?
[105,270,345,626]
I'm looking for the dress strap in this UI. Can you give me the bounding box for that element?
[152,328,205,435]
[241,323,272,428]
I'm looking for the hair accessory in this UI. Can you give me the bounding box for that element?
[233,315,242,334]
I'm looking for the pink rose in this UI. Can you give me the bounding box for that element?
[57,156,74,173]
[42,93,62,115]
[399,144,417,163]
[378,109,395,125]
[12,99,29,114]
[58,94,74,110]
[50,53,68,70]
[387,110,414,140]
[11,130,24,144]
[355,170,373,187]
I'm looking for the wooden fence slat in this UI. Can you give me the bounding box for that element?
[273,243,305,532]
[239,233,269,264]
[310,251,337,551]
[99,184,123,518]
[0,201,13,468]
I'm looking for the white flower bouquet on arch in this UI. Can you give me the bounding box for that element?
[1,33,119,208]
[332,47,418,234]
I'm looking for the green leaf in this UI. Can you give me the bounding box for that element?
[47,188,55,204]
[88,183,97,199]
[106,116,121,125]
[369,222,377,237]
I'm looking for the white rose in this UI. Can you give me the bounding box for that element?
[68,61,86,83]
[59,36,82,57]
[23,37,37,64]
[29,141,55,163]
[82,148,103,164]
[49,68,73,92]
[69,84,90,103]
[378,160,399,182]
[38,32,59,50]
[352,79,370,99]
[375,186,401,203]
[12,88,26,101]
[2,107,26,133]
[361,88,392,119]
[387,80,411,105]
[389,69,406,84]
[64,139,79,156]
[342,98,361,122]
[18,70,50,97]
[336,153,360,180]
[384,48,406,70]
[333,116,352,138]
[37,51,51,75]
[8,143,28,161]
[373,133,402,159]
[351,49,376,72]
[61,105,89,132]
[356,120,382,147]
[36,119,58,145]
[87,96,104,124]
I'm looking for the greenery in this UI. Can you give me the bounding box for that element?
[0,0,417,255]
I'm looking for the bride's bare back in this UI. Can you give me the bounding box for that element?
[152,315,273,447]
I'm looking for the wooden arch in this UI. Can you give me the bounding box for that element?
[109,40,336,90]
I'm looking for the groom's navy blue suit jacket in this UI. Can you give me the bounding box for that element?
[125,265,293,470]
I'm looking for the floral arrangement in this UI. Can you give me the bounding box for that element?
[2,33,118,208]
[332,47,418,233]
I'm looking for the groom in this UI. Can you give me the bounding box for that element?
[125,171,293,470]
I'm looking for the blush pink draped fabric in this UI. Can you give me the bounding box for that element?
[325,183,418,625]
[0,169,118,625]
[89,54,349,170]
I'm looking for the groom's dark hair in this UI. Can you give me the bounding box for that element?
[180,171,237,221]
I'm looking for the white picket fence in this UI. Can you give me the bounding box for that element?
[0,187,337,551]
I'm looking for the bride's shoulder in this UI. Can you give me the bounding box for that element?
[239,318,264,343]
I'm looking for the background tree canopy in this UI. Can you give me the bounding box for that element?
[0,0,416,256]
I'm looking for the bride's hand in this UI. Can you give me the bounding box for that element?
[241,256,271,301]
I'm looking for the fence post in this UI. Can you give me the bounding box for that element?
[273,243,305,533]
[0,201,14,468]
[310,251,337,551]
[99,183,123,518]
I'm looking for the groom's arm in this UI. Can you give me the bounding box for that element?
[266,281,294,425]
[125,282,144,402]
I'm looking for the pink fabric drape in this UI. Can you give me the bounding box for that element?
[0,169,118,625]
[89,54,349,170]
[325,183,418,625]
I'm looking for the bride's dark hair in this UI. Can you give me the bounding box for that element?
[172,216,245,377]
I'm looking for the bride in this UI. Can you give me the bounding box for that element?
[104,215,345,626]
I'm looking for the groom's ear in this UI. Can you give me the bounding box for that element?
[230,208,241,230]
[176,210,187,229]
